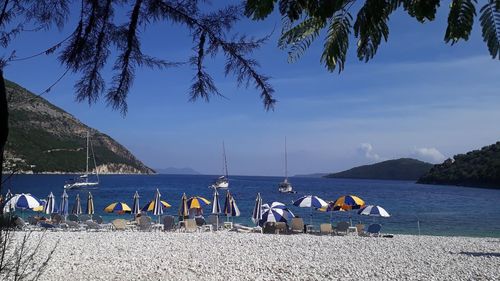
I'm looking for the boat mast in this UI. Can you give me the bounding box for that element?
[223,141,228,177]
[284,136,288,181]
[85,130,89,182]
[90,133,100,184]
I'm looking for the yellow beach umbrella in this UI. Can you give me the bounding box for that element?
[141,200,171,212]
[333,195,365,211]
[104,202,132,214]
[186,196,211,209]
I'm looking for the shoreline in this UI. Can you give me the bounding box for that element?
[8,231,500,280]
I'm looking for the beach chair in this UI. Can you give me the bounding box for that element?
[94,215,104,224]
[65,221,82,231]
[27,216,38,226]
[195,217,205,227]
[86,221,103,231]
[291,218,304,233]
[275,222,288,234]
[162,216,176,232]
[79,214,91,222]
[207,214,220,231]
[367,224,382,237]
[52,214,63,224]
[184,219,198,233]
[336,221,349,235]
[320,223,333,235]
[139,216,152,231]
[112,219,127,231]
[68,214,78,222]
[262,222,277,234]
[355,224,366,236]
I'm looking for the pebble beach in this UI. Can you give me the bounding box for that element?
[8,231,500,280]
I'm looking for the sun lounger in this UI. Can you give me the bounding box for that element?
[68,214,78,222]
[291,218,304,233]
[52,214,63,224]
[27,216,38,226]
[184,219,198,233]
[275,222,287,234]
[162,216,176,232]
[355,224,366,236]
[86,221,103,231]
[94,215,104,224]
[139,216,152,231]
[207,214,220,231]
[336,221,349,235]
[112,219,127,231]
[195,217,206,227]
[79,214,91,222]
[367,224,382,237]
[64,221,83,231]
[320,223,333,235]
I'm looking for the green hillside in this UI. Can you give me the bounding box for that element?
[3,80,154,174]
[324,158,433,181]
[418,142,500,188]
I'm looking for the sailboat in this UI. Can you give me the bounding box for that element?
[278,137,296,193]
[64,131,99,189]
[210,142,229,189]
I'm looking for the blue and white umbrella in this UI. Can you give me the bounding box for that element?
[5,189,12,201]
[223,191,240,220]
[293,195,328,226]
[152,188,163,223]
[72,194,82,215]
[259,201,294,227]
[3,193,41,215]
[132,191,141,215]
[358,205,390,218]
[211,189,222,229]
[43,192,56,215]
[59,190,69,219]
[251,193,262,225]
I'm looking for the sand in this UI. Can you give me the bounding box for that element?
[4,230,500,280]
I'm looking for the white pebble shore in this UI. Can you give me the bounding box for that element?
[6,231,500,280]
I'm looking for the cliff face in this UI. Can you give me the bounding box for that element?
[3,80,154,174]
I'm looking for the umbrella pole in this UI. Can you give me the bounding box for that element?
[310,206,313,229]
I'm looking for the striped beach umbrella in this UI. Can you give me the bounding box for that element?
[86,192,94,219]
[211,189,221,229]
[104,202,132,214]
[178,193,189,221]
[187,196,211,209]
[251,193,263,225]
[72,194,82,215]
[223,191,240,220]
[259,202,295,227]
[141,200,171,212]
[132,191,141,215]
[293,195,328,226]
[152,189,163,223]
[59,190,69,219]
[12,193,41,209]
[5,189,12,201]
[333,195,365,211]
[43,192,56,215]
[358,205,390,218]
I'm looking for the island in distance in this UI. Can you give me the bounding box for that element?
[154,167,201,175]
[324,158,433,181]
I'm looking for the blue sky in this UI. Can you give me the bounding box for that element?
[3,3,500,176]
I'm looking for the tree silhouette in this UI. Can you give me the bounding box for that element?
[0,0,275,195]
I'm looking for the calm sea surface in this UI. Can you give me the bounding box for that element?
[4,174,500,237]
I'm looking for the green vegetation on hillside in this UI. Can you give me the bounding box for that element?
[418,142,500,188]
[325,158,433,181]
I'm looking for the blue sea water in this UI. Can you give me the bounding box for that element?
[3,174,500,238]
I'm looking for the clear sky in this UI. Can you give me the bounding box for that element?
[3,3,500,176]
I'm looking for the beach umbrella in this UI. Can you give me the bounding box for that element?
[152,189,164,223]
[358,205,390,218]
[2,193,41,217]
[5,189,12,201]
[223,191,240,221]
[104,202,132,214]
[293,195,328,226]
[318,201,346,223]
[333,195,365,211]
[211,189,221,229]
[186,196,211,216]
[132,191,141,215]
[86,192,94,219]
[141,200,171,212]
[59,190,69,219]
[178,193,189,221]
[43,192,56,215]
[333,195,365,226]
[259,201,295,227]
[251,193,263,225]
[72,194,82,215]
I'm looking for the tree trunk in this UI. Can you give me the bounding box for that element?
[0,70,8,196]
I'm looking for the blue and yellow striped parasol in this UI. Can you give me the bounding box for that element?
[141,200,171,212]
[186,196,211,209]
[333,195,365,211]
[104,202,132,214]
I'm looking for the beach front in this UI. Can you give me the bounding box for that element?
[11,231,500,280]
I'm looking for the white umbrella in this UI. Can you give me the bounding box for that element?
[259,201,294,227]
[43,192,56,215]
[132,191,141,215]
[358,205,390,218]
[72,194,82,215]
[59,190,69,219]
[293,195,328,226]
[251,193,262,225]
[211,189,221,229]
[152,188,163,223]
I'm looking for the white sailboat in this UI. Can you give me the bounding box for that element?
[210,142,229,189]
[64,131,99,189]
[278,137,296,193]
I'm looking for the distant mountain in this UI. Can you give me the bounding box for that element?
[293,173,328,178]
[3,80,154,174]
[418,142,500,188]
[155,167,201,175]
[324,158,433,180]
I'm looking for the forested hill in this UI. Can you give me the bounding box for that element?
[418,142,500,188]
[324,158,433,180]
[3,80,154,174]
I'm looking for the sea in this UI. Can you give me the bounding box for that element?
[4,174,500,238]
